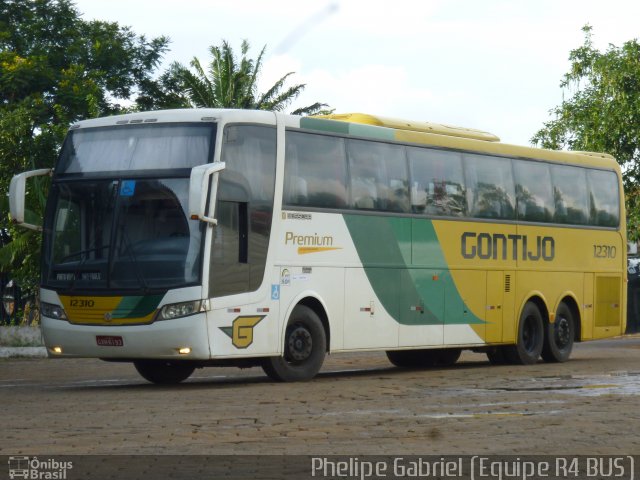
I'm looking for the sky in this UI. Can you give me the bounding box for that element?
[72,0,640,146]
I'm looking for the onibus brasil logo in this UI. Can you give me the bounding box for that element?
[8,456,73,479]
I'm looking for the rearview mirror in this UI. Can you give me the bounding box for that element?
[9,168,53,231]
[188,162,226,225]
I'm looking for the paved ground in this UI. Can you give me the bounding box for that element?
[1,336,639,456]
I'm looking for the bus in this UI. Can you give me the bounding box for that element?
[9,109,627,383]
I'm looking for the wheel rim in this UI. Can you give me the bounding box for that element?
[286,324,313,363]
[522,315,539,352]
[554,316,571,349]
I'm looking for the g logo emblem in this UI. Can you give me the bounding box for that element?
[220,316,266,349]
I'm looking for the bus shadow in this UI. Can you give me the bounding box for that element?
[56,358,521,392]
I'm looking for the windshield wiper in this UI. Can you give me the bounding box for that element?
[60,245,110,263]
[63,245,109,293]
[116,225,151,294]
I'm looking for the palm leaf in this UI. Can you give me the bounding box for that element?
[256,72,297,109]
[168,39,330,113]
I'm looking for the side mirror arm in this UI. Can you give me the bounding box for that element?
[188,162,226,225]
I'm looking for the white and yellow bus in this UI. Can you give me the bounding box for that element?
[10,109,626,383]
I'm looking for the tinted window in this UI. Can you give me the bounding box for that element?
[58,124,214,173]
[408,147,466,217]
[210,201,249,297]
[551,164,589,224]
[213,125,277,297]
[347,139,409,212]
[465,154,515,220]
[284,132,348,208]
[588,169,620,227]
[221,125,276,203]
[513,160,554,222]
[45,179,204,291]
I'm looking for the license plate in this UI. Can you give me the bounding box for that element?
[96,335,124,347]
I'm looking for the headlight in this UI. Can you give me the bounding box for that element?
[41,302,68,320]
[157,300,202,320]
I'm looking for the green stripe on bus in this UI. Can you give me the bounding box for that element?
[113,295,163,319]
[300,117,350,134]
[301,117,396,142]
[343,214,483,326]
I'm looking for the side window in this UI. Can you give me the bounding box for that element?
[407,147,466,216]
[464,154,515,220]
[212,125,277,297]
[346,139,409,212]
[221,125,276,204]
[284,132,348,209]
[550,165,589,225]
[52,198,82,264]
[513,160,554,222]
[588,169,620,227]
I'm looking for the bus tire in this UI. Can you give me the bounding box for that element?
[486,346,508,365]
[505,302,544,365]
[432,348,462,366]
[133,360,195,384]
[541,303,575,363]
[386,348,461,368]
[386,350,424,368]
[262,305,326,382]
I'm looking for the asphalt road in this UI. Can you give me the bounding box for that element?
[1,336,639,456]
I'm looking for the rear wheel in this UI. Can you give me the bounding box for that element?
[542,302,575,363]
[134,360,195,384]
[262,305,326,382]
[505,302,544,365]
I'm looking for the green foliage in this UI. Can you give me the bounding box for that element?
[532,25,640,239]
[159,39,330,115]
[0,4,331,297]
[0,0,169,293]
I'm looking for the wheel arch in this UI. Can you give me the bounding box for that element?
[518,292,550,326]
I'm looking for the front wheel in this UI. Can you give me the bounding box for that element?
[541,303,575,363]
[505,302,544,365]
[134,360,195,384]
[262,305,326,382]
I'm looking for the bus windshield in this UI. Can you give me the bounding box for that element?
[42,123,216,292]
[57,124,214,174]
[43,178,205,291]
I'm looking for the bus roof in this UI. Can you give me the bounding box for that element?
[67,108,618,171]
[69,108,276,129]
[314,113,501,142]
[305,112,619,171]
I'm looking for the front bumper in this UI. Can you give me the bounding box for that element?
[41,312,211,360]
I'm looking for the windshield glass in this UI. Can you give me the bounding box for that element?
[57,124,214,174]
[44,178,205,291]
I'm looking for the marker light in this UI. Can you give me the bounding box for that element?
[178,347,192,355]
[51,346,63,354]
[157,300,203,320]
[41,302,68,320]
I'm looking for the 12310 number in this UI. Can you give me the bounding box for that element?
[593,245,616,259]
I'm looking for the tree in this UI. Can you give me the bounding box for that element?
[532,25,640,239]
[0,0,170,295]
[160,39,329,115]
